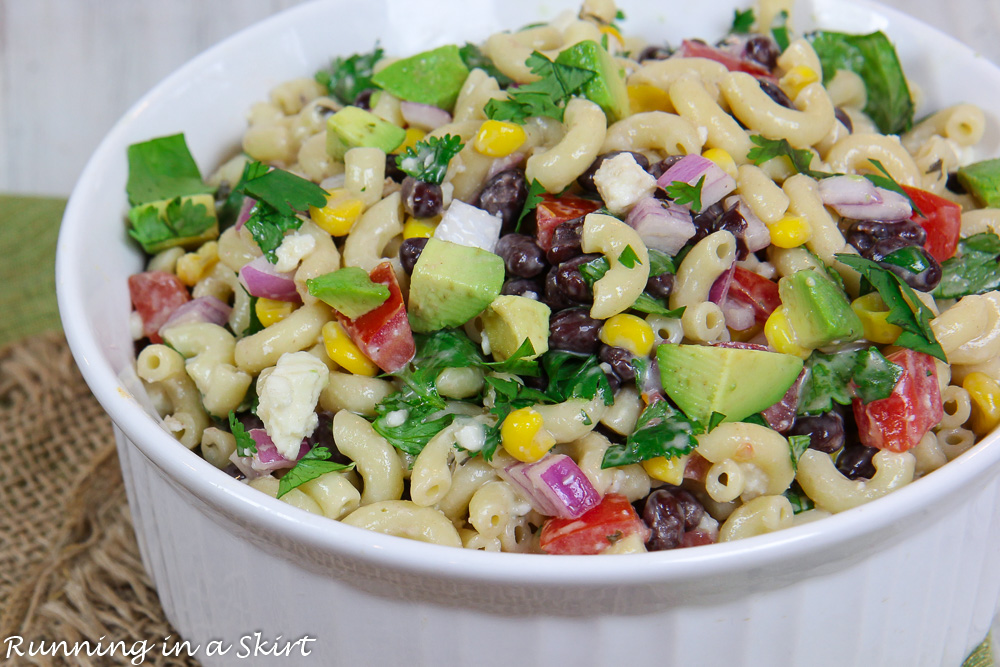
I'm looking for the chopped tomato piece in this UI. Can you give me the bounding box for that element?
[727,267,781,324]
[679,40,775,79]
[852,348,943,452]
[534,194,602,250]
[540,493,650,555]
[338,261,415,374]
[128,271,190,343]
[902,185,962,263]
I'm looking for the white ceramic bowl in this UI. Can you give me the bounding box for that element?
[56,1,1000,665]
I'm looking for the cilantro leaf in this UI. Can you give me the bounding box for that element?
[458,43,513,87]
[664,175,706,212]
[237,162,328,217]
[127,196,216,253]
[934,232,1000,298]
[483,338,539,376]
[516,178,546,231]
[126,134,213,206]
[809,30,913,135]
[629,294,685,318]
[784,481,815,513]
[372,387,457,456]
[580,254,683,316]
[835,254,945,361]
[852,347,904,404]
[244,201,304,263]
[730,8,755,34]
[579,255,611,287]
[747,135,826,178]
[542,350,614,406]
[277,447,355,498]
[788,434,811,472]
[798,346,903,413]
[771,10,790,52]
[315,45,384,105]
[864,160,923,216]
[395,134,465,185]
[648,248,678,276]
[483,51,597,123]
[481,375,552,461]
[228,411,257,457]
[618,244,641,268]
[601,400,698,468]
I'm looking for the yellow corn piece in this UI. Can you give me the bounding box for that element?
[627,84,673,114]
[599,25,624,48]
[780,65,820,98]
[599,313,655,356]
[474,120,527,158]
[767,214,812,248]
[255,298,296,327]
[175,241,219,286]
[851,292,902,344]
[396,127,427,154]
[702,148,738,180]
[321,321,379,376]
[402,216,438,240]
[642,454,689,486]
[310,188,365,237]
[501,407,556,463]
[963,372,1000,437]
[764,306,811,358]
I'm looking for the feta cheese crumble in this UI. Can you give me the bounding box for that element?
[256,351,330,458]
[593,152,657,216]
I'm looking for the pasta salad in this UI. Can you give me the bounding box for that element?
[125,0,1000,554]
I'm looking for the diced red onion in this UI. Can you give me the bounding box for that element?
[708,263,736,305]
[832,187,911,221]
[761,370,805,433]
[234,197,256,231]
[818,175,911,221]
[157,296,232,338]
[656,154,736,210]
[725,195,770,252]
[400,101,452,131]
[500,454,601,519]
[486,152,526,180]
[720,298,756,331]
[238,255,301,302]
[818,175,879,206]
[434,200,502,252]
[229,429,310,478]
[625,196,695,255]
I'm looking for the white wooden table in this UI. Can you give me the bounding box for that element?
[0,0,997,195]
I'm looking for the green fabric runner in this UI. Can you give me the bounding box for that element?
[1,193,994,666]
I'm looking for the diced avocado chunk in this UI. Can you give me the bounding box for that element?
[779,269,863,348]
[957,158,1000,207]
[408,238,504,332]
[481,296,551,361]
[554,40,629,123]
[371,45,470,111]
[657,344,804,425]
[127,193,219,254]
[326,106,406,161]
[306,267,390,320]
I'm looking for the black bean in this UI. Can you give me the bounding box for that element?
[352,88,376,110]
[834,107,853,133]
[501,278,543,300]
[758,79,794,109]
[788,412,845,454]
[384,154,406,182]
[946,171,967,195]
[599,344,637,383]
[836,443,878,480]
[555,254,599,303]
[870,241,942,292]
[548,308,602,353]
[546,218,585,265]
[577,151,650,192]
[645,272,675,300]
[638,45,673,61]
[476,169,529,234]
[642,489,685,551]
[743,35,780,70]
[399,237,429,274]
[845,219,927,256]
[543,269,576,311]
[400,177,443,218]
[495,233,547,278]
[689,202,748,259]
[673,488,705,531]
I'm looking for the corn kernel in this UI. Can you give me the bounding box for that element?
[402,216,438,240]
[599,25,624,48]
[175,241,219,286]
[501,407,556,463]
[963,372,1000,437]
[255,298,296,327]
[851,292,902,344]
[396,127,427,154]
[627,84,673,114]
[310,188,365,236]
[642,454,689,485]
[764,306,811,358]
[780,65,820,98]
[599,313,655,356]
[321,321,379,376]
[767,214,812,248]
[474,120,527,158]
[702,148,738,180]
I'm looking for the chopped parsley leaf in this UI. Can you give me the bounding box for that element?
[664,175,706,212]
[730,8,755,34]
[277,447,355,498]
[516,178,546,231]
[229,411,257,457]
[618,244,641,268]
[601,400,698,468]
[127,196,216,254]
[483,51,597,124]
[126,133,214,206]
[747,135,827,178]
[395,134,465,185]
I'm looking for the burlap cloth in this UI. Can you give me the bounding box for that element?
[0,195,992,667]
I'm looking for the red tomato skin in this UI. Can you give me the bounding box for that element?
[539,493,651,555]
[339,262,415,374]
[534,194,602,251]
[902,185,962,263]
[852,349,943,452]
[128,271,191,343]
[727,267,781,324]
[680,40,775,79]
